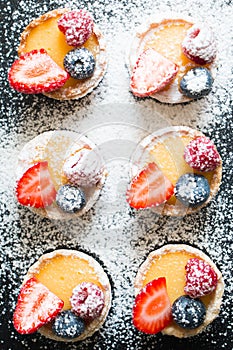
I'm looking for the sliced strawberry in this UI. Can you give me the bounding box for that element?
[13,277,64,334]
[133,277,172,334]
[8,49,69,94]
[130,49,179,97]
[16,161,57,208]
[126,162,174,209]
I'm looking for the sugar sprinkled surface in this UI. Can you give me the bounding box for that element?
[0,0,232,350]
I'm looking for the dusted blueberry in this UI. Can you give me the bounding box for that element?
[64,48,95,80]
[175,173,210,207]
[172,295,206,329]
[56,185,86,213]
[52,310,85,339]
[179,67,213,99]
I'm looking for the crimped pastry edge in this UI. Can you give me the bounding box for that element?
[134,244,224,338]
[18,8,107,100]
[24,249,112,342]
[130,126,222,216]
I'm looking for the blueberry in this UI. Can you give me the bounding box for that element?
[175,173,210,207]
[179,67,213,99]
[56,185,86,213]
[64,48,95,80]
[52,310,85,339]
[172,295,206,329]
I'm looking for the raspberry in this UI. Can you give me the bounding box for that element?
[70,282,105,321]
[58,10,94,47]
[184,136,221,172]
[184,258,218,298]
[182,23,217,65]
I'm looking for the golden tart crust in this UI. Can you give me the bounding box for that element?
[24,249,112,342]
[130,126,222,216]
[128,14,217,104]
[134,244,224,338]
[18,8,107,100]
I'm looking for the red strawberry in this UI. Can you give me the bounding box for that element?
[133,277,172,334]
[13,277,64,334]
[16,161,57,208]
[8,49,69,94]
[184,258,218,298]
[130,49,179,97]
[126,162,174,209]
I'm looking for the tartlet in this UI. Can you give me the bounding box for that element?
[127,126,222,216]
[133,244,224,338]
[13,249,112,342]
[128,14,217,103]
[16,130,106,219]
[12,8,107,100]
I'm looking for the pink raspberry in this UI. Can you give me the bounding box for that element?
[184,136,221,172]
[58,10,94,47]
[184,258,218,298]
[182,23,217,65]
[70,282,105,321]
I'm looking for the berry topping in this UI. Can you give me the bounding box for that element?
[56,185,86,213]
[184,258,218,298]
[64,48,95,80]
[133,277,172,334]
[184,136,221,172]
[52,310,85,339]
[8,49,69,94]
[172,295,206,329]
[16,161,56,208]
[63,146,104,187]
[126,162,174,209]
[130,48,179,97]
[179,67,213,99]
[58,9,94,47]
[182,23,217,65]
[174,173,210,208]
[13,277,64,334]
[70,282,105,321]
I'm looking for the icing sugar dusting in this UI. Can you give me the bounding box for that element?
[1,0,232,350]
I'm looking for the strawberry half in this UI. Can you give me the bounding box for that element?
[16,161,57,208]
[126,162,174,209]
[8,49,69,94]
[13,277,64,334]
[130,49,179,97]
[133,277,172,334]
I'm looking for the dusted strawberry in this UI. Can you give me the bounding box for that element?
[130,49,179,97]
[16,161,57,208]
[13,277,64,334]
[133,277,172,334]
[126,162,174,209]
[8,49,69,94]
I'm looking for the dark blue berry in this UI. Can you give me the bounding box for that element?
[175,173,210,207]
[172,295,206,329]
[179,67,213,99]
[64,48,95,80]
[56,185,86,213]
[52,310,85,339]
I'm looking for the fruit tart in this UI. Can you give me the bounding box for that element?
[133,244,224,338]
[13,249,111,342]
[128,14,217,103]
[8,8,107,100]
[15,130,106,219]
[126,126,222,216]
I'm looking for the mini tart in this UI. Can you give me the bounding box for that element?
[16,130,106,219]
[23,249,111,342]
[128,14,216,103]
[130,126,222,216]
[18,8,107,100]
[134,244,224,338]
